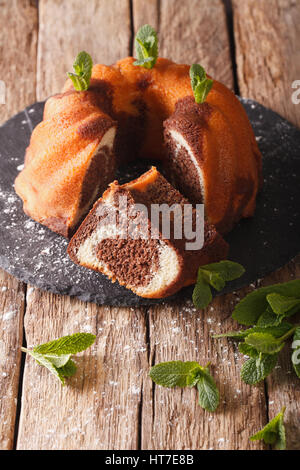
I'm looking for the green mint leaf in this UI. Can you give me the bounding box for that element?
[196,368,219,412]
[250,407,286,450]
[245,332,285,355]
[43,353,72,369]
[238,342,260,358]
[21,348,66,385]
[58,359,77,378]
[201,270,225,291]
[150,361,219,412]
[192,273,212,309]
[193,260,245,309]
[232,280,300,326]
[257,306,284,327]
[33,332,96,355]
[22,333,95,385]
[213,322,293,340]
[133,57,155,66]
[213,329,250,340]
[73,51,93,78]
[292,327,300,378]
[241,353,278,385]
[186,365,205,387]
[134,24,158,69]
[67,72,89,91]
[201,260,245,282]
[266,293,300,316]
[189,64,213,104]
[67,51,93,91]
[149,361,201,388]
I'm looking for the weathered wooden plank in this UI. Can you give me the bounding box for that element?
[233,0,300,450]
[17,0,150,450]
[135,0,267,450]
[0,0,38,122]
[0,270,26,450]
[132,0,233,89]
[142,295,267,450]
[233,0,300,127]
[260,257,300,450]
[0,0,38,450]
[37,0,132,100]
[17,290,148,450]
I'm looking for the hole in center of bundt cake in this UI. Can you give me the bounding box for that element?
[96,237,160,288]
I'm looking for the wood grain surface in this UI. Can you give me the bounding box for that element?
[0,0,299,450]
[233,0,300,446]
[0,0,38,450]
[133,0,233,88]
[37,0,132,100]
[233,0,300,127]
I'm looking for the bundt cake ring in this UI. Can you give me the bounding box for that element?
[14,25,262,299]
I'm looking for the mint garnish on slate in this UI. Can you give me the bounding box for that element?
[134,24,158,69]
[21,333,96,385]
[192,260,245,309]
[149,360,219,412]
[190,64,213,104]
[67,51,93,91]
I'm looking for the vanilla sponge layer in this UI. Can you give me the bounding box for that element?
[76,209,181,298]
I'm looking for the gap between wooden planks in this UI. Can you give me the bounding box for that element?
[0,0,38,450]
[0,0,299,450]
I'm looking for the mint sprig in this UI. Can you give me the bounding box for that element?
[67,51,93,91]
[21,333,96,385]
[213,322,293,340]
[214,278,300,384]
[149,361,219,412]
[241,353,279,385]
[250,407,286,449]
[192,260,245,309]
[190,64,213,104]
[133,24,158,69]
[232,280,300,326]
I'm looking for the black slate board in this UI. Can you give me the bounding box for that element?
[0,98,299,306]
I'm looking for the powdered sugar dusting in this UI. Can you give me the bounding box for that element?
[0,99,299,307]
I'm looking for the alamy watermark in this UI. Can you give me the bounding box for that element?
[291,339,300,366]
[0,80,5,104]
[96,195,205,251]
[291,80,300,104]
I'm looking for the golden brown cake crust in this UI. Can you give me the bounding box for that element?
[15,57,262,238]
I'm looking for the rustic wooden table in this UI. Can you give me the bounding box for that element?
[0,0,299,450]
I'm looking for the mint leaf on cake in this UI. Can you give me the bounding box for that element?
[21,333,96,385]
[190,64,213,103]
[150,360,219,412]
[134,24,158,69]
[192,260,245,309]
[67,51,93,91]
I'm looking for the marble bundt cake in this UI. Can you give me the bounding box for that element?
[15,57,262,237]
[67,167,228,298]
